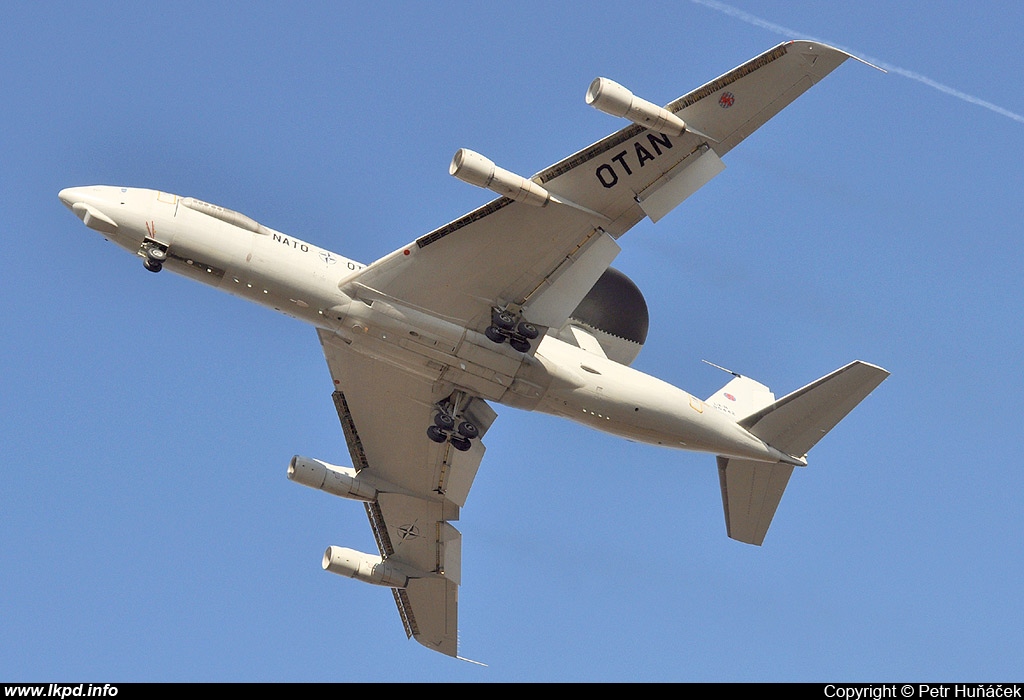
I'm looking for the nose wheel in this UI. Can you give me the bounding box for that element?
[141,243,168,273]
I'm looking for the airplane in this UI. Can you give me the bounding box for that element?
[58,40,888,659]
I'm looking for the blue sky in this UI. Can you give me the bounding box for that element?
[3,0,1022,682]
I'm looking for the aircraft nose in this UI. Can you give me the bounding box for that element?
[58,186,86,210]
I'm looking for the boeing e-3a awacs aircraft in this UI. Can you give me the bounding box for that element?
[60,41,887,658]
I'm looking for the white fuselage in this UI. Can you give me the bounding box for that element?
[60,185,792,465]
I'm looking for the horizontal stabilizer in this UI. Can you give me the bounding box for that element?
[717,457,793,546]
[740,361,889,458]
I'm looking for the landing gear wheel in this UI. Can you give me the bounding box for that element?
[433,411,455,430]
[147,246,168,263]
[451,435,472,452]
[457,421,479,439]
[426,425,447,443]
[494,311,516,331]
[484,326,506,344]
[143,258,163,273]
[509,337,531,353]
[516,321,539,340]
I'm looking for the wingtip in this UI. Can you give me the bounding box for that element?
[784,39,887,74]
[852,359,892,377]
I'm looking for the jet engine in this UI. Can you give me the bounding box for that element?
[586,77,709,139]
[449,148,552,206]
[287,456,377,502]
[321,546,412,588]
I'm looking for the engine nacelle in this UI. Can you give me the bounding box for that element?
[322,546,411,588]
[586,77,691,137]
[287,456,377,502]
[449,148,551,207]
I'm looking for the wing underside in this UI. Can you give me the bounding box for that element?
[346,41,851,338]
[318,329,496,656]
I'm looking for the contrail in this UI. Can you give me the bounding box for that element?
[690,0,1024,124]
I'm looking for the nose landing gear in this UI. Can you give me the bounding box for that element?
[141,242,168,273]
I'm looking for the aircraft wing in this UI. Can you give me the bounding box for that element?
[346,41,852,335]
[317,329,497,656]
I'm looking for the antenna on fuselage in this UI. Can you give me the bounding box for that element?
[701,359,742,378]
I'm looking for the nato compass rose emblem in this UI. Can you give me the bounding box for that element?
[718,91,735,108]
[397,523,421,541]
[319,251,336,265]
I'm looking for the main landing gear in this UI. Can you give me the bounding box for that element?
[426,393,479,452]
[484,307,539,353]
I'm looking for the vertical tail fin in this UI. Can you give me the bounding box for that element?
[705,372,775,422]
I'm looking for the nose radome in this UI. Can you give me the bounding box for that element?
[58,187,86,210]
[58,185,118,209]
